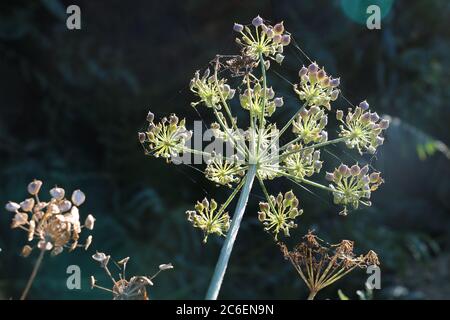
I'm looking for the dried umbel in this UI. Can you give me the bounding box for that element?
[280,231,380,300]
[5,180,95,300]
[138,15,388,299]
[91,252,173,300]
[5,180,94,257]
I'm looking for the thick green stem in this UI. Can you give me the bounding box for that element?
[205,164,257,300]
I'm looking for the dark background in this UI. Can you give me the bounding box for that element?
[0,0,449,299]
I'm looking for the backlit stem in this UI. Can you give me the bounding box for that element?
[205,164,257,300]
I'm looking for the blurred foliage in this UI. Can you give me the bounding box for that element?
[0,0,449,299]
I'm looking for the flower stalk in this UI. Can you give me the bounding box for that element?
[20,248,45,300]
[139,15,388,300]
[205,164,257,300]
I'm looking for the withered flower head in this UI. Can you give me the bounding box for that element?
[280,230,380,300]
[5,180,95,257]
[91,254,174,300]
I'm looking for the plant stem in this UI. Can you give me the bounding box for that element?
[20,248,45,300]
[256,53,267,158]
[307,290,318,300]
[205,164,257,300]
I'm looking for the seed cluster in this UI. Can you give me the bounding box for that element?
[292,106,328,144]
[282,144,322,180]
[234,16,291,64]
[337,101,390,154]
[205,153,245,187]
[280,231,380,299]
[326,164,384,216]
[140,112,192,161]
[294,63,340,110]
[91,253,173,300]
[258,191,303,240]
[239,80,283,117]
[190,68,235,109]
[186,198,231,243]
[5,180,95,257]
[139,16,389,247]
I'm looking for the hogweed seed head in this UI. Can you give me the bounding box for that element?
[273,22,284,34]
[252,15,264,27]
[239,80,281,117]
[159,263,174,271]
[71,190,86,206]
[92,252,110,266]
[292,107,328,144]
[186,198,231,243]
[138,132,146,143]
[330,77,340,87]
[337,102,389,154]
[283,144,322,180]
[20,198,35,212]
[258,191,303,240]
[359,100,369,110]
[274,97,284,108]
[141,112,192,162]
[85,214,96,230]
[234,17,291,64]
[190,69,235,109]
[327,164,383,214]
[294,64,340,110]
[6,181,95,257]
[281,34,291,46]
[308,62,319,73]
[275,53,285,64]
[146,111,155,123]
[50,187,65,201]
[6,201,20,212]
[205,154,245,187]
[139,16,387,254]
